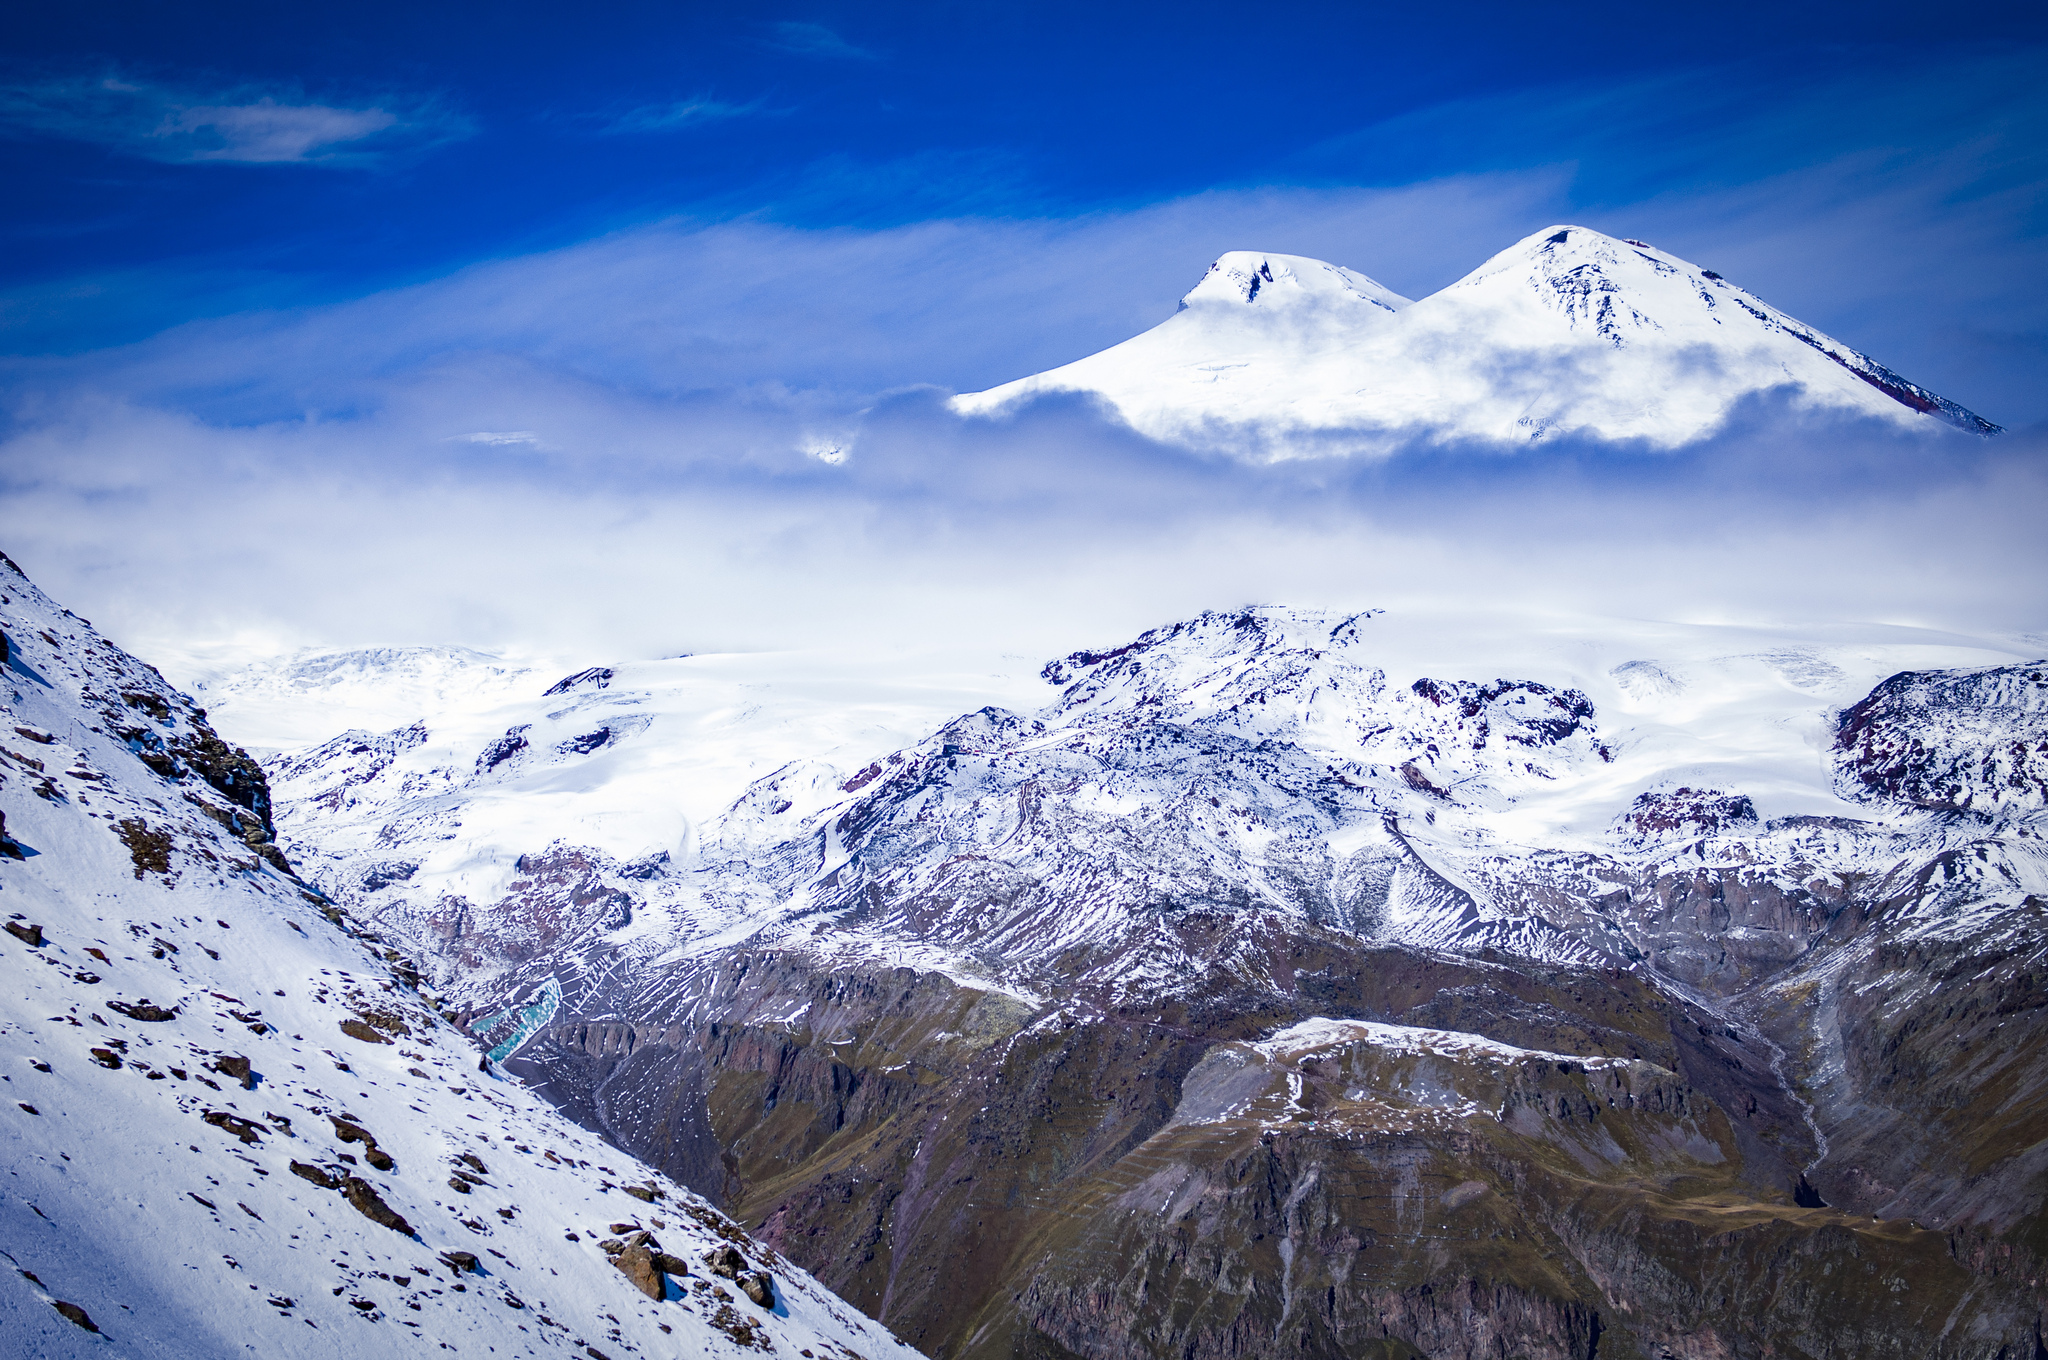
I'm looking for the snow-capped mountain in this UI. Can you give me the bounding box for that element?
[0,554,922,1360]
[953,225,2001,448]
[250,600,2048,1358]
[264,607,2038,998]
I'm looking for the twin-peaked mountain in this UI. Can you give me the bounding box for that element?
[953,226,2001,448]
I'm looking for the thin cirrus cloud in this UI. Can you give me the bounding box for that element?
[763,22,878,60]
[595,95,770,136]
[0,72,471,166]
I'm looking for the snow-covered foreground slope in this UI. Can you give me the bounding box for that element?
[0,555,921,1360]
[954,225,2001,449]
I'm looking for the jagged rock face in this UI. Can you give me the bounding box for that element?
[1836,662,2048,813]
[516,906,2046,1360]
[264,605,2048,1359]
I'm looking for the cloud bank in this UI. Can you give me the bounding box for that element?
[0,76,2041,684]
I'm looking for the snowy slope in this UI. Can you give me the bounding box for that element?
[258,605,2042,1010]
[189,646,541,753]
[954,226,2001,449]
[0,555,922,1360]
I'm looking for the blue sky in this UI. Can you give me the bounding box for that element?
[1,3,2044,670]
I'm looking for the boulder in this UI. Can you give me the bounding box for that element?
[613,1242,666,1300]
[440,1251,480,1275]
[339,1018,391,1044]
[213,1055,255,1089]
[738,1271,776,1309]
[4,920,42,947]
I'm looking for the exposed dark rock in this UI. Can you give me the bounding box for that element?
[4,920,43,946]
[212,1055,255,1088]
[1836,662,2048,813]
[341,1176,413,1235]
[167,721,273,835]
[51,1300,98,1332]
[290,1161,340,1189]
[339,1018,391,1044]
[111,819,173,880]
[439,1251,480,1274]
[108,999,178,1022]
[202,1110,265,1144]
[542,667,614,697]
[476,726,531,775]
[1618,786,1758,841]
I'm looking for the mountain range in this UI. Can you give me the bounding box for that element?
[953,226,2002,449]
[229,600,2048,1360]
[4,224,2041,1360]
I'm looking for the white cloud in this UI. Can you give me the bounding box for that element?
[0,73,470,166]
[598,95,765,134]
[765,22,876,60]
[0,162,2041,679]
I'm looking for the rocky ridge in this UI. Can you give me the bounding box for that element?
[263,607,2048,1358]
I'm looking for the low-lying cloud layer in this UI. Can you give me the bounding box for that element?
[5,362,2041,694]
[1,153,2042,684]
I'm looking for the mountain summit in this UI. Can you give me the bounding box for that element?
[954,225,2000,448]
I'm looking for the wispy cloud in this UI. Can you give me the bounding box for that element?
[595,95,767,135]
[0,71,471,166]
[764,22,877,60]
[454,431,540,447]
